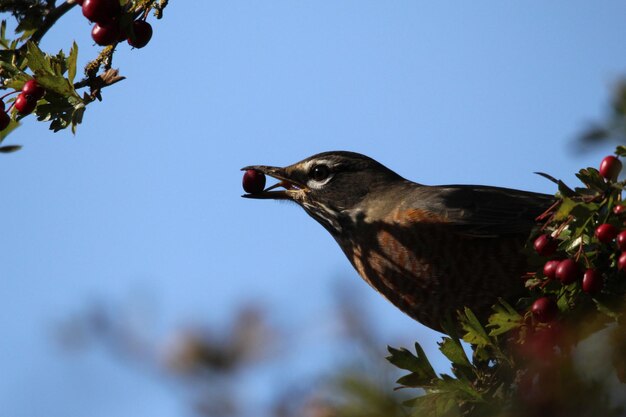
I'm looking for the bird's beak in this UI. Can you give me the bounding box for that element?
[240,165,307,200]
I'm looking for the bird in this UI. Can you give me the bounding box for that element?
[242,151,555,332]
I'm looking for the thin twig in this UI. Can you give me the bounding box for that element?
[18,1,77,50]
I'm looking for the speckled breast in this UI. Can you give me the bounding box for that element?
[335,208,527,331]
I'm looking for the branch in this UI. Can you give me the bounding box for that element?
[18,1,77,50]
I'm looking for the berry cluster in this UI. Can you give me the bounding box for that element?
[529,154,625,323]
[0,79,46,131]
[79,0,153,48]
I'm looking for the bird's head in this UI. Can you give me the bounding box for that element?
[242,151,404,234]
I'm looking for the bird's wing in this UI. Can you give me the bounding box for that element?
[419,185,555,238]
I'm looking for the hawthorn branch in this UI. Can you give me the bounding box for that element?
[18,0,77,50]
[74,68,126,101]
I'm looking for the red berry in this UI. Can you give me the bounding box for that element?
[22,79,45,100]
[534,234,558,257]
[531,297,558,323]
[617,231,626,251]
[82,0,121,24]
[127,20,153,48]
[595,223,619,243]
[555,259,580,284]
[582,269,603,293]
[14,93,37,114]
[619,253,626,271]
[91,22,120,46]
[242,170,266,194]
[543,260,561,280]
[615,205,626,216]
[0,111,10,131]
[599,155,622,181]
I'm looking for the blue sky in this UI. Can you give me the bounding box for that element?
[2,1,626,416]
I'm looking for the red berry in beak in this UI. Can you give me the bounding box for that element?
[242,170,266,194]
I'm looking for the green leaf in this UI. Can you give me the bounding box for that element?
[460,308,490,348]
[36,74,76,97]
[554,197,576,221]
[436,376,483,401]
[0,118,20,143]
[387,343,437,387]
[487,299,523,337]
[68,42,78,84]
[407,392,461,417]
[576,168,608,192]
[0,52,21,78]
[616,145,626,158]
[26,42,54,75]
[439,338,471,369]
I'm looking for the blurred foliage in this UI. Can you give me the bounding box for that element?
[57,285,413,417]
[577,80,626,151]
[389,146,626,416]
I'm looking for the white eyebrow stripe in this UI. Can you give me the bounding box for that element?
[301,159,337,190]
[301,159,337,172]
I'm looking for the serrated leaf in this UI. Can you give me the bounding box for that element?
[387,343,437,387]
[487,299,523,336]
[554,197,576,221]
[68,42,78,84]
[36,74,75,97]
[576,168,608,192]
[436,376,483,401]
[407,392,461,417]
[616,145,626,158]
[0,54,21,77]
[397,372,437,389]
[26,42,54,75]
[439,338,471,369]
[460,308,490,348]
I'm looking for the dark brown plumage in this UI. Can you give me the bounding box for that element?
[242,151,554,332]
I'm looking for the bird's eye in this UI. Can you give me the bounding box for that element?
[310,164,330,182]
